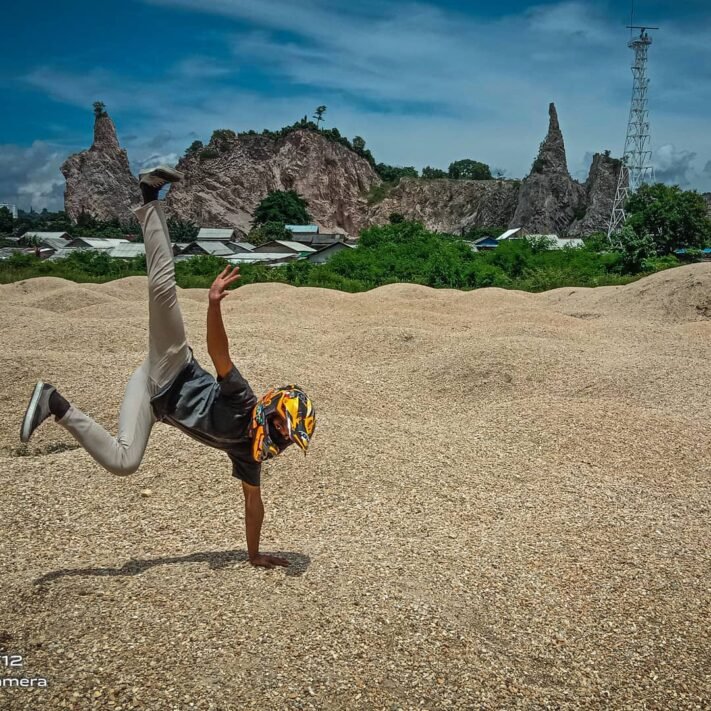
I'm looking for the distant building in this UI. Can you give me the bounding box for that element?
[285,224,319,237]
[110,243,146,259]
[66,237,130,251]
[252,240,317,256]
[179,241,237,257]
[526,234,584,249]
[224,241,255,253]
[0,203,18,219]
[20,231,71,247]
[471,236,499,251]
[48,247,80,261]
[287,224,350,246]
[496,228,583,250]
[307,242,356,264]
[226,252,299,267]
[496,228,524,240]
[196,228,237,242]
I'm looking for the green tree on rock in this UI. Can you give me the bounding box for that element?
[185,140,204,157]
[375,164,419,182]
[249,221,293,247]
[448,159,492,180]
[422,166,447,179]
[625,183,711,254]
[313,106,327,128]
[210,129,237,152]
[252,190,311,226]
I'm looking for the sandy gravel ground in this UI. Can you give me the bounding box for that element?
[0,265,709,710]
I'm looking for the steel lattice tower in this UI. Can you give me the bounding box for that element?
[607,25,657,239]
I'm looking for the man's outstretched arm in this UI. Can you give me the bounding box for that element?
[242,482,289,569]
[207,266,241,377]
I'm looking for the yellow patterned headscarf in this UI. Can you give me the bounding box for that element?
[250,385,316,462]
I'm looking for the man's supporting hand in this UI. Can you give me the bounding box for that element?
[249,554,290,569]
[243,482,290,569]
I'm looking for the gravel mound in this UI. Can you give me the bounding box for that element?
[1,265,709,710]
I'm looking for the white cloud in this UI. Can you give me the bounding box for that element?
[0,142,69,211]
[12,0,711,205]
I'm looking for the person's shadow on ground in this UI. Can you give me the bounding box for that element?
[34,549,310,585]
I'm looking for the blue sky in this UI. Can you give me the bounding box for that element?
[2,0,710,210]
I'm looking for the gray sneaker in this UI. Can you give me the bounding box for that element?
[20,382,56,443]
[138,165,184,188]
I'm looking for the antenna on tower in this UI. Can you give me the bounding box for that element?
[607,21,659,241]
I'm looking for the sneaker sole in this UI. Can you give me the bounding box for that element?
[20,381,45,443]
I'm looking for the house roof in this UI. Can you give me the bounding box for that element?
[68,237,130,248]
[285,224,319,233]
[197,228,236,240]
[473,236,498,245]
[316,242,355,253]
[185,241,237,256]
[110,243,146,258]
[527,235,584,249]
[48,247,80,261]
[497,228,523,240]
[39,236,72,250]
[224,241,255,253]
[308,242,355,259]
[226,253,299,263]
[20,231,70,241]
[291,234,345,246]
[272,240,317,252]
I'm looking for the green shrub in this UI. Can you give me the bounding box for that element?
[198,148,220,162]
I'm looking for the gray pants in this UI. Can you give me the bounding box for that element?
[57,201,190,475]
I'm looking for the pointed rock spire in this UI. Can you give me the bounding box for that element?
[531,102,569,176]
[92,112,121,152]
[61,103,139,224]
[510,102,585,233]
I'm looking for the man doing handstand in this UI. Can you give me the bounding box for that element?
[20,167,316,569]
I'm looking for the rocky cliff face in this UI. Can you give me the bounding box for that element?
[510,103,586,234]
[166,130,380,237]
[367,178,520,234]
[568,153,624,236]
[61,111,139,224]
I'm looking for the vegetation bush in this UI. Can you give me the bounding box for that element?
[624,183,711,254]
[448,159,492,180]
[252,191,310,226]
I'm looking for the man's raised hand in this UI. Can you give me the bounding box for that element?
[208,265,241,303]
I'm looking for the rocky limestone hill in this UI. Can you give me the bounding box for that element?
[366,103,617,236]
[60,104,623,237]
[367,178,520,234]
[166,130,380,237]
[511,103,587,234]
[61,110,139,225]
